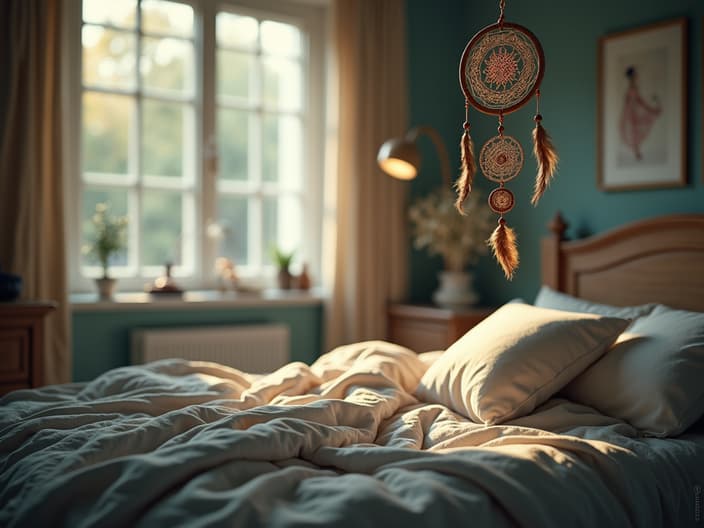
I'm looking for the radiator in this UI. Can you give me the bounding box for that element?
[131,324,290,374]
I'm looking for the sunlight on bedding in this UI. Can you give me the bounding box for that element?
[1,340,702,527]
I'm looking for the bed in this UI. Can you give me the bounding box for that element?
[1,213,703,527]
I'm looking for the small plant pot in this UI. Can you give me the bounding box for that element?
[277,269,293,290]
[95,277,117,300]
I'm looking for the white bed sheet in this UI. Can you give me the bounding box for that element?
[0,341,702,527]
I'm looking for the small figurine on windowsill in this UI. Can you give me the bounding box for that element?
[214,257,262,294]
[148,262,183,296]
[296,263,312,291]
[215,257,237,292]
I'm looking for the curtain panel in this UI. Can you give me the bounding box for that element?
[325,0,409,348]
[0,0,70,384]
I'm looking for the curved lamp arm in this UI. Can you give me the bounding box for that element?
[406,125,452,187]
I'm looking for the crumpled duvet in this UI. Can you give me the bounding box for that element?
[1,340,702,527]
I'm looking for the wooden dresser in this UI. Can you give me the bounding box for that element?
[0,301,56,395]
[388,303,495,353]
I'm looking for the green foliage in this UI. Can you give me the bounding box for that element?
[82,92,129,174]
[82,8,191,179]
[83,203,128,277]
[271,246,294,270]
[218,108,248,181]
[142,100,183,177]
[141,190,182,266]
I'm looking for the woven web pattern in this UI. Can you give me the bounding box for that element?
[479,135,524,182]
[465,27,540,112]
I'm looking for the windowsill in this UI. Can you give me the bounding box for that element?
[70,288,326,312]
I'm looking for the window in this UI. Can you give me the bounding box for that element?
[214,12,305,271]
[70,0,326,291]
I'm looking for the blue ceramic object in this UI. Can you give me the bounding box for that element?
[0,266,22,301]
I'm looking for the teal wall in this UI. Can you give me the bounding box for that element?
[72,305,324,381]
[406,0,470,301]
[407,0,703,306]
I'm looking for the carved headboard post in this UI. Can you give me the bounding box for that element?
[541,212,568,290]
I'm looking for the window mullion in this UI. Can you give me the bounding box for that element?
[139,90,194,105]
[134,0,143,276]
[201,0,217,287]
[250,29,264,270]
[250,110,264,269]
[81,84,137,97]
[181,190,196,274]
[83,171,138,187]
[250,193,262,270]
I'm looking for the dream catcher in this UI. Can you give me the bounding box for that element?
[455,0,558,279]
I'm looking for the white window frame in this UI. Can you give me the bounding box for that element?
[65,0,327,294]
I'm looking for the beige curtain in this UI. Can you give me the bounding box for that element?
[0,0,70,384]
[325,0,409,349]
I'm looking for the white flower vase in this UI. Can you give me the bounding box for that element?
[432,271,478,308]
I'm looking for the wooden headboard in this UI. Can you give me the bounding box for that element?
[542,213,704,312]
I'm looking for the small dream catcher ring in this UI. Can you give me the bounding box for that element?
[488,187,515,215]
[479,134,524,183]
[454,1,559,280]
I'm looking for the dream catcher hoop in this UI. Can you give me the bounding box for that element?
[455,1,558,279]
[460,22,544,116]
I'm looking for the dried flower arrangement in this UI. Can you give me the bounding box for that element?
[409,187,494,272]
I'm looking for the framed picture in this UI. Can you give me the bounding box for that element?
[597,18,687,191]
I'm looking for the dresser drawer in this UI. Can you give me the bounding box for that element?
[0,301,56,395]
[0,328,31,383]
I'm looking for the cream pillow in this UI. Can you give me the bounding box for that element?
[563,304,704,437]
[415,303,629,424]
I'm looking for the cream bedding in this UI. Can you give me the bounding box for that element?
[1,341,702,527]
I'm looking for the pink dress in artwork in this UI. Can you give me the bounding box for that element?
[619,66,661,160]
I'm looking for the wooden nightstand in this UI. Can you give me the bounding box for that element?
[0,301,56,395]
[388,303,495,353]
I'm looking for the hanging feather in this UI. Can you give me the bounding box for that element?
[454,129,476,213]
[488,218,519,280]
[530,114,559,206]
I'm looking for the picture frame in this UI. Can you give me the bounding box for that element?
[597,18,687,191]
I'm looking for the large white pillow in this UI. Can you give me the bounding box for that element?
[534,285,656,319]
[415,303,629,424]
[563,304,704,437]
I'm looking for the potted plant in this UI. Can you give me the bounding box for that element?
[271,247,295,290]
[409,187,494,307]
[83,202,128,300]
